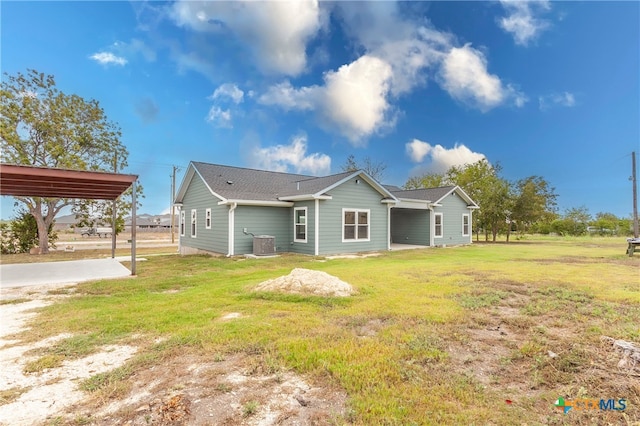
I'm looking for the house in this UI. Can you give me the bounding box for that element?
[174,161,479,256]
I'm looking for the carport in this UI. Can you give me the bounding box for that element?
[0,164,139,274]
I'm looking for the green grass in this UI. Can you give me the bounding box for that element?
[14,237,640,424]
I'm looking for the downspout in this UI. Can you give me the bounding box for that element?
[428,204,435,247]
[177,205,182,254]
[387,203,391,251]
[314,198,319,256]
[227,202,237,257]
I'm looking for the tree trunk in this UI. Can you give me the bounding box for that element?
[31,199,56,254]
[506,226,511,242]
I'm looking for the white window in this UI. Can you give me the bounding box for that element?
[205,208,212,229]
[294,207,307,243]
[434,213,443,238]
[180,211,185,236]
[343,209,370,242]
[462,214,470,236]
[191,209,197,238]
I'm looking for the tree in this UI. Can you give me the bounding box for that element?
[446,159,505,241]
[72,184,144,235]
[0,69,130,253]
[404,172,447,190]
[511,176,558,234]
[340,154,387,181]
[0,210,57,254]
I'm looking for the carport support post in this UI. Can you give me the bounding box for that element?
[131,180,137,275]
[111,195,117,259]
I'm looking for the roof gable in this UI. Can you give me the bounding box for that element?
[390,185,478,207]
[175,162,396,204]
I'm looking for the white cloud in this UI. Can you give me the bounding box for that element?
[259,55,394,144]
[406,140,486,174]
[89,52,127,66]
[334,2,450,97]
[210,83,244,104]
[259,81,318,111]
[438,44,525,111]
[539,91,576,110]
[206,106,232,128]
[406,139,432,163]
[249,135,331,175]
[171,0,323,76]
[320,55,394,142]
[499,0,551,46]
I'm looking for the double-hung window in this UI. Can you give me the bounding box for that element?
[205,208,212,229]
[462,214,470,236]
[294,207,307,243]
[190,209,197,238]
[434,213,443,238]
[343,209,369,242]
[180,211,185,236]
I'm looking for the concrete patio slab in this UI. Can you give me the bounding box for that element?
[0,259,132,289]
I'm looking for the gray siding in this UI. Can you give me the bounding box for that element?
[233,206,291,255]
[180,174,228,254]
[391,209,430,246]
[434,192,472,245]
[318,177,389,255]
[290,201,316,255]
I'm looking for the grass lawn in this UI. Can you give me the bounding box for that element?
[6,236,640,424]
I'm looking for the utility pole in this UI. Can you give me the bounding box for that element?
[170,166,178,244]
[633,151,638,238]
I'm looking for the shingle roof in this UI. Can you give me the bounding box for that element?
[191,162,358,201]
[389,186,456,203]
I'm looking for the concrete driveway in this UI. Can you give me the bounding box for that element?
[0,258,132,289]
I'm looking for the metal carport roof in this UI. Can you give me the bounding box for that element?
[0,164,137,200]
[0,163,139,275]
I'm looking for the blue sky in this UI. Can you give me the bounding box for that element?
[2,1,639,219]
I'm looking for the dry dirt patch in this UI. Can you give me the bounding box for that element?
[0,285,137,426]
[83,352,348,425]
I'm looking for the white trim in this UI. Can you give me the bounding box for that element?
[228,202,237,256]
[462,213,470,237]
[342,208,370,242]
[433,186,479,209]
[434,212,443,239]
[180,210,185,237]
[205,208,212,229]
[175,163,226,204]
[190,209,197,238]
[294,207,308,243]
[278,194,332,201]
[387,203,391,250]
[316,171,398,202]
[218,199,294,207]
[314,199,319,256]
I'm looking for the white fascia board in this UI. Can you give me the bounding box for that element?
[219,199,294,207]
[278,194,332,201]
[174,162,227,204]
[381,198,398,204]
[433,186,479,208]
[314,170,399,202]
[393,198,431,210]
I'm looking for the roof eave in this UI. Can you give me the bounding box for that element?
[218,199,294,207]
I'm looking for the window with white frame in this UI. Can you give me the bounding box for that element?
[205,208,212,229]
[343,209,369,242]
[294,207,307,242]
[180,211,185,236]
[434,213,443,238]
[190,209,197,237]
[462,214,470,236]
